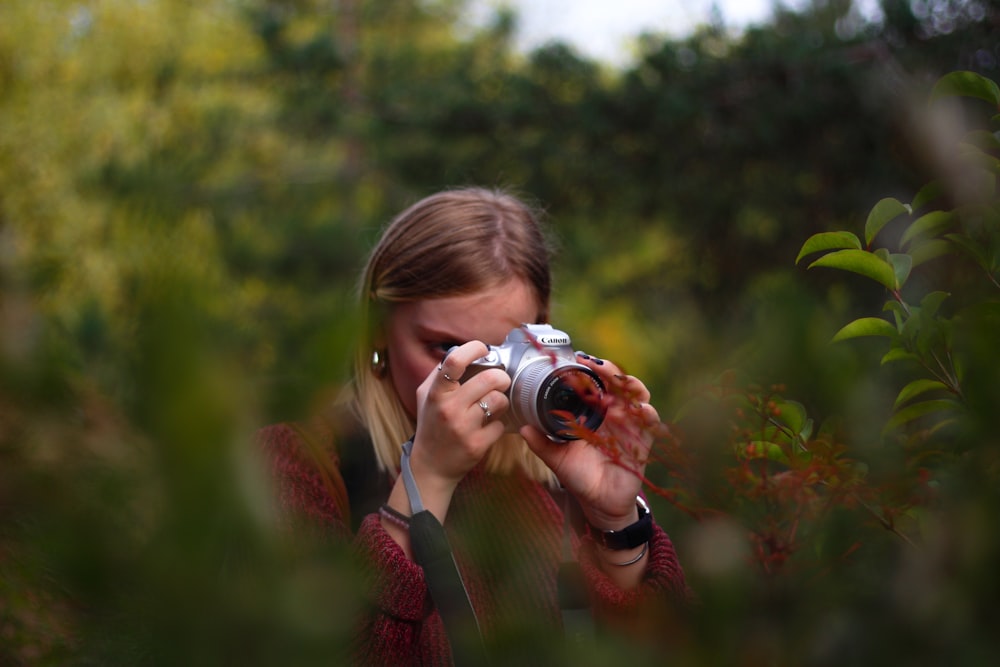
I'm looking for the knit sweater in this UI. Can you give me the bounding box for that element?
[260,421,689,665]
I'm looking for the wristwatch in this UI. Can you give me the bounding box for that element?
[587,496,652,550]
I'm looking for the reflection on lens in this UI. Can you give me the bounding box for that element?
[538,367,604,439]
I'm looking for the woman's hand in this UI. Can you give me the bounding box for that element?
[404,341,511,519]
[520,353,660,532]
[521,353,661,586]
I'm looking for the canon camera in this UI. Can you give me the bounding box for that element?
[459,324,605,441]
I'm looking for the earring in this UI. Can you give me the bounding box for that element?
[371,349,388,378]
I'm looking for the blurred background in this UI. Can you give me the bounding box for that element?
[1,0,998,664]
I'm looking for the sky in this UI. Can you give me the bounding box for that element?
[465,0,802,66]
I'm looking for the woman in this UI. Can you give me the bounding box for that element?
[260,187,688,664]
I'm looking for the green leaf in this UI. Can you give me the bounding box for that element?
[893,379,950,409]
[899,308,920,344]
[775,399,807,437]
[913,316,950,358]
[959,145,1000,174]
[832,317,898,342]
[930,71,1000,107]
[795,231,862,264]
[963,130,1000,151]
[881,347,919,365]
[882,301,905,315]
[808,249,897,290]
[799,418,814,443]
[864,198,910,246]
[900,210,954,247]
[945,233,993,271]
[890,253,913,288]
[884,399,962,432]
[927,417,961,438]
[746,441,790,465]
[883,300,905,328]
[911,181,944,212]
[909,239,954,268]
[919,291,950,318]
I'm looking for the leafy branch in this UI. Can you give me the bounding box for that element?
[796,71,1000,438]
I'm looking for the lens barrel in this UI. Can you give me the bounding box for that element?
[511,361,604,440]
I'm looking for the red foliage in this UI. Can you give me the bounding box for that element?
[521,323,931,575]
[550,356,931,574]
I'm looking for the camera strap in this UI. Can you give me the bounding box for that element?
[400,438,490,666]
[400,440,596,663]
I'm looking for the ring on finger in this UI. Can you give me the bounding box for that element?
[478,400,492,426]
[438,364,459,383]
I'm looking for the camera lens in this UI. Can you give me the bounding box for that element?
[511,361,604,440]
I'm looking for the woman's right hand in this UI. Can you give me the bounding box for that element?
[404,341,512,519]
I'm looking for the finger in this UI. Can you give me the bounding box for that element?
[592,369,650,405]
[574,352,650,400]
[610,373,652,404]
[475,390,510,425]
[603,401,661,447]
[462,367,512,397]
[437,361,461,385]
[519,425,568,471]
[474,397,494,429]
[636,401,661,428]
[603,404,657,463]
[609,397,659,425]
[436,341,489,389]
[634,402,673,441]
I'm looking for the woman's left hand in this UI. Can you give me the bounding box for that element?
[520,352,660,532]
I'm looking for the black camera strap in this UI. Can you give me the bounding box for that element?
[400,439,490,666]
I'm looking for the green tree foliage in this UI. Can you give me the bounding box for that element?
[1,0,999,664]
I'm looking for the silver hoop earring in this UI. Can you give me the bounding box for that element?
[371,349,388,378]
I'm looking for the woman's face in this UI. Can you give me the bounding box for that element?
[384,279,541,418]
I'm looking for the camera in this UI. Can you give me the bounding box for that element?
[459,324,605,441]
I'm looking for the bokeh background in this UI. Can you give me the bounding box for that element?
[1,0,998,664]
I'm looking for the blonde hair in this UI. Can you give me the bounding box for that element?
[352,187,557,485]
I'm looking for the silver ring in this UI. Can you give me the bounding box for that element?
[478,400,492,425]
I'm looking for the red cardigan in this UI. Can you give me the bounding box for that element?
[260,422,689,665]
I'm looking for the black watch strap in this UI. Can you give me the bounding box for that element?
[587,496,652,550]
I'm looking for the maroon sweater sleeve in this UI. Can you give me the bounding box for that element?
[577,521,691,623]
[260,423,452,664]
[350,514,457,665]
[260,423,433,618]
[354,513,430,620]
[258,422,350,538]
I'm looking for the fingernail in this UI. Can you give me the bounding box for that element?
[593,358,604,365]
[576,351,591,359]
